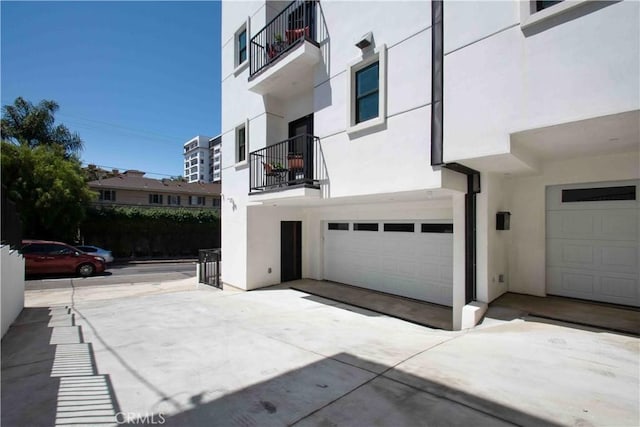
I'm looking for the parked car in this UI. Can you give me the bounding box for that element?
[76,245,114,263]
[21,240,107,277]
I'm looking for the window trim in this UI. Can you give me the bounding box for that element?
[346,44,387,136]
[234,119,249,168]
[520,0,588,31]
[233,18,250,76]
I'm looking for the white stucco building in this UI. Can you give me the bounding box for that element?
[220,0,639,329]
[184,136,212,183]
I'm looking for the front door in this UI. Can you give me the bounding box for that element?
[281,221,302,282]
[288,115,313,183]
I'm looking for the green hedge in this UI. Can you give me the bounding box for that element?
[81,207,220,258]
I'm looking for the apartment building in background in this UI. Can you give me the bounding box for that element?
[183,135,222,183]
[220,0,639,330]
[89,170,221,209]
[209,135,222,182]
[184,135,211,183]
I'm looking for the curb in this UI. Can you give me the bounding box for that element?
[112,259,197,266]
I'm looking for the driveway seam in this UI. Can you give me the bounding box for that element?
[288,334,466,426]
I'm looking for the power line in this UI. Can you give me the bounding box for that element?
[57,112,193,143]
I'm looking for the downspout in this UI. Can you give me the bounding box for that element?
[430,0,480,304]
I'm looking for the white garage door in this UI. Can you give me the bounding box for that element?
[546,181,639,307]
[323,221,453,306]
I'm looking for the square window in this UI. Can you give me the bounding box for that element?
[149,194,163,205]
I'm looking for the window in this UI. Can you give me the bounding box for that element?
[99,189,116,202]
[384,223,415,232]
[355,62,379,124]
[535,0,562,12]
[354,223,378,231]
[212,198,221,208]
[149,194,163,205]
[234,18,250,74]
[235,121,248,165]
[328,222,349,231]
[238,29,247,65]
[167,195,181,205]
[189,196,205,206]
[562,186,636,203]
[421,223,453,233]
[347,45,387,135]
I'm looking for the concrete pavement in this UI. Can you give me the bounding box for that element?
[2,278,638,426]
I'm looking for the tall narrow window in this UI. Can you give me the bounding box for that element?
[238,29,247,64]
[355,62,379,124]
[236,125,246,163]
[347,44,387,135]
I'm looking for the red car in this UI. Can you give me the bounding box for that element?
[21,240,107,277]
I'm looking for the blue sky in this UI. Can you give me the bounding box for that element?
[1,1,220,178]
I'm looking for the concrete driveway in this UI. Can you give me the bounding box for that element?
[2,278,638,426]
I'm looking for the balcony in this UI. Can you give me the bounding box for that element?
[248,0,324,97]
[249,134,323,201]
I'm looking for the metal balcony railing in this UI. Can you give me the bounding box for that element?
[249,134,321,192]
[249,0,320,77]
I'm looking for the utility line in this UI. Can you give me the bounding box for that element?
[57,112,191,142]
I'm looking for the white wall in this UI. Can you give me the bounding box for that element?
[504,151,639,297]
[476,173,509,303]
[1,246,24,337]
[444,0,640,162]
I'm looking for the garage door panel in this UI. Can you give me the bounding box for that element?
[546,180,639,307]
[601,212,638,239]
[324,222,453,307]
[601,245,638,271]
[547,268,595,294]
[600,276,637,299]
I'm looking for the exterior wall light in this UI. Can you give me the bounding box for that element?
[355,32,373,49]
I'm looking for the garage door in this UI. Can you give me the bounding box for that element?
[323,221,453,306]
[546,181,639,307]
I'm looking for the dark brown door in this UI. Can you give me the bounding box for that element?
[288,115,313,182]
[281,221,302,282]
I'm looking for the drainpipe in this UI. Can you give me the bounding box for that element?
[430,0,480,305]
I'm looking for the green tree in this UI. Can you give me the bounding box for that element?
[1,97,83,156]
[1,142,96,241]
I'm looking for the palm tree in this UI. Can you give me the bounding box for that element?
[1,97,83,156]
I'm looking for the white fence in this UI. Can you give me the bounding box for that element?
[1,245,24,337]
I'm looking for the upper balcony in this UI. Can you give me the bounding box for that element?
[249,134,325,203]
[248,0,324,97]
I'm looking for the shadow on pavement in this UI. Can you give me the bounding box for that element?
[1,306,121,427]
[143,353,560,427]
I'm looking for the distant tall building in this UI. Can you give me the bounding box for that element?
[209,135,222,183]
[183,135,221,183]
[183,136,211,183]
